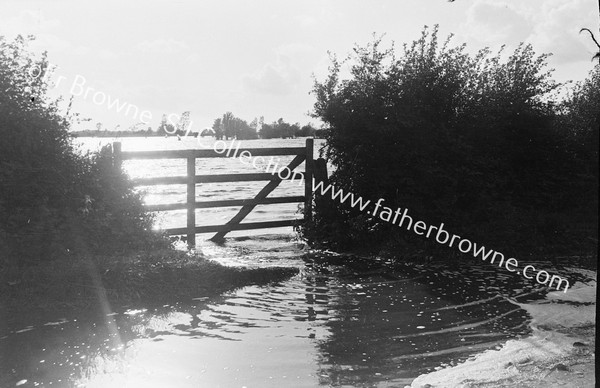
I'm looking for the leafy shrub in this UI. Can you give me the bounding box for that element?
[0,35,166,267]
[301,26,597,256]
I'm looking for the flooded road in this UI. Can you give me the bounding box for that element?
[1,235,550,388]
[1,138,551,387]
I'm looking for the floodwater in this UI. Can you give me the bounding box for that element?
[87,136,328,233]
[0,137,547,387]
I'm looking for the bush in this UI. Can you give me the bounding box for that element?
[301,26,597,256]
[0,35,165,267]
[557,64,599,179]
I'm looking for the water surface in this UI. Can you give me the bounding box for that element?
[1,234,550,387]
[0,138,549,387]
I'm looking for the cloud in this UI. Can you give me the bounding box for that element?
[0,9,118,63]
[243,61,297,96]
[0,9,70,54]
[528,0,598,64]
[136,38,190,54]
[294,14,317,27]
[461,0,534,47]
[70,46,117,61]
[97,48,117,61]
[460,0,598,66]
[242,44,316,96]
[0,9,61,37]
[184,52,202,65]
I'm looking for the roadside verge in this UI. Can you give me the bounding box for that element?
[408,268,596,388]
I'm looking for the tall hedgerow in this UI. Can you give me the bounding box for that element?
[0,35,164,266]
[303,26,596,255]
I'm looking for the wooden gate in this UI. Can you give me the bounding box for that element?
[112,139,314,246]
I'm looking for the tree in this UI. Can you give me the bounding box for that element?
[296,123,316,137]
[156,114,175,135]
[0,35,158,265]
[212,112,258,140]
[221,111,236,139]
[176,111,191,134]
[558,64,600,177]
[249,117,258,130]
[236,118,258,140]
[304,26,589,254]
[259,122,276,139]
[290,122,301,137]
[258,117,297,139]
[128,121,145,132]
[579,1,600,61]
[212,117,224,139]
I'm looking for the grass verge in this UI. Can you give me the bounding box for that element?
[0,248,298,328]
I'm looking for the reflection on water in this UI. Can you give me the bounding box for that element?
[312,260,533,387]
[1,236,551,387]
[0,138,548,387]
[73,136,325,234]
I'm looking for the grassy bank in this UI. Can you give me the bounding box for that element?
[0,248,298,328]
[409,268,596,388]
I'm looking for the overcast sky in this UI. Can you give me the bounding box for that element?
[1,0,598,131]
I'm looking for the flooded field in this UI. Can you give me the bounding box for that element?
[0,138,560,387]
[75,136,327,234]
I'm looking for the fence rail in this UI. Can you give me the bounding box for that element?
[112,139,314,246]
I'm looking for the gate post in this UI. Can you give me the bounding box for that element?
[112,142,122,170]
[304,138,314,222]
[186,155,196,248]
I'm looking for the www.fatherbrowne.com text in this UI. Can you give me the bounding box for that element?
[197,138,570,293]
[308,185,570,293]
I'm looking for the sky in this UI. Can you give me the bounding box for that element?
[1,0,598,132]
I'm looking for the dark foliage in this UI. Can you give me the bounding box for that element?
[301,27,598,257]
[211,112,259,140]
[209,113,317,140]
[260,118,317,139]
[0,36,165,267]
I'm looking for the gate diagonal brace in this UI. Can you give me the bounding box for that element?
[210,154,306,242]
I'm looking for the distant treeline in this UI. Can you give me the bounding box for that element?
[72,113,200,138]
[71,129,198,138]
[209,112,324,140]
[73,112,325,140]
